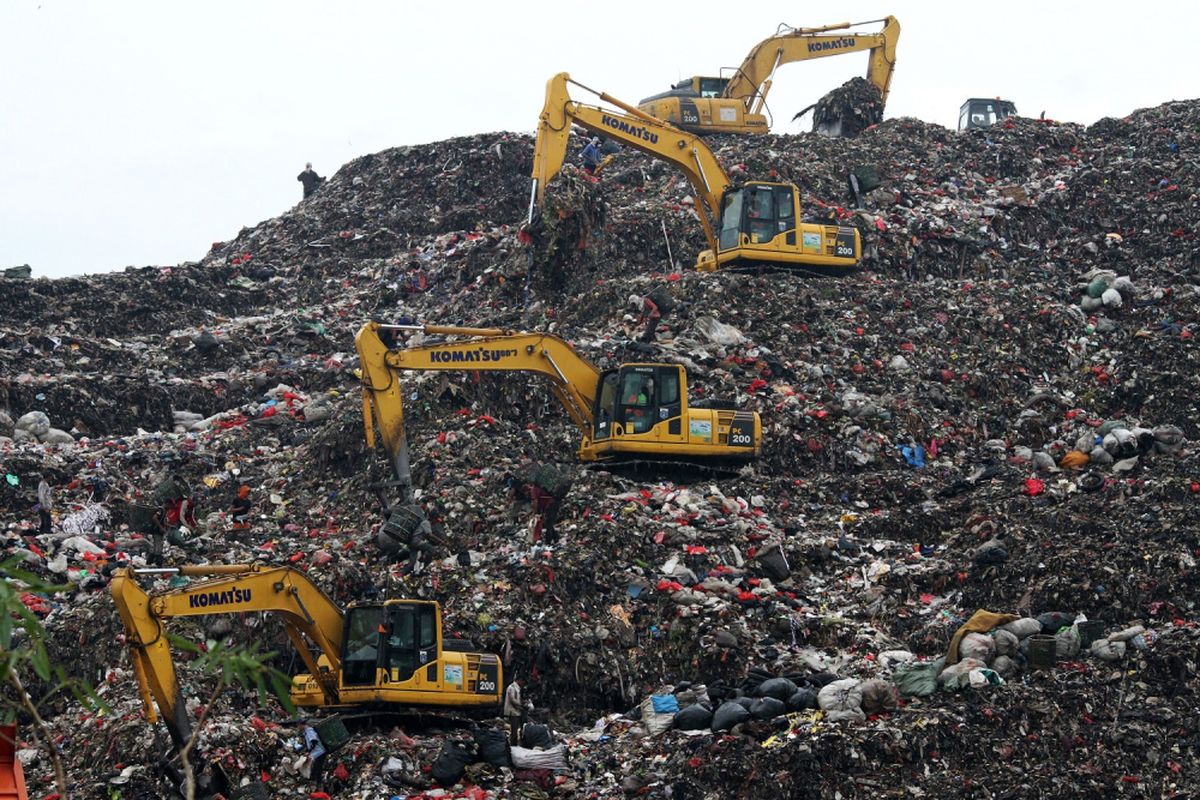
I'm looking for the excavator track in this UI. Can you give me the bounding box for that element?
[586,457,751,481]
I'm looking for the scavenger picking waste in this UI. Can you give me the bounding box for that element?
[2,94,1199,798]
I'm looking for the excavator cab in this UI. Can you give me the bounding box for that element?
[958,98,1017,131]
[330,599,500,704]
[589,364,759,464]
[341,601,441,686]
[592,365,682,441]
[701,182,860,274]
[639,75,763,134]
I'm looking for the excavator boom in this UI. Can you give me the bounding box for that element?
[724,17,900,112]
[532,72,728,249]
[111,564,346,748]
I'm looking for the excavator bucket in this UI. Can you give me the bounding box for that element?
[0,725,28,800]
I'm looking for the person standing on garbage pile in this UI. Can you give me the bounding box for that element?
[633,293,663,344]
[36,475,53,534]
[300,720,328,784]
[229,484,253,531]
[504,676,532,746]
[580,137,602,175]
[507,462,570,545]
[163,489,200,549]
[526,473,572,546]
[297,162,324,198]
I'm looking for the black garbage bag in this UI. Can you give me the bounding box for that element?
[787,688,819,710]
[431,741,475,787]
[705,681,735,702]
[733,696,755,710]
[473,727,511,767]
[749,697,787,720]
[674,704,713,731]
[711,701,751,732]
[807,672,840,688]
[1038,611,1075,633]
[521,723,553,749]
[757,677,798,702]
[755,544,790,582]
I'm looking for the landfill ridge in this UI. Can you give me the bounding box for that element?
[1,97,1198,799]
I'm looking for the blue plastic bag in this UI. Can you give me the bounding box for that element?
[650,694,680,714]
[899,445,926,468]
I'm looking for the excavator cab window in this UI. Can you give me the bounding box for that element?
[776,190,795,226]
[593,371,620,441]
[959,99,1017,131]
[744,188,772,244]
[342,605,384,686]
[656,366,683,432]
[383,603,437,681]
[614,366,681,435]
[619,369,657,434]
[658,369,680,405]
[719,192,744,250]
[731,184,795,247]
[699,78,728,98]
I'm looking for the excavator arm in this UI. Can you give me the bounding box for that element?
[723,16,901,116]
[111,564,346,749]
[357,320,604,479]
[531,72,729,250]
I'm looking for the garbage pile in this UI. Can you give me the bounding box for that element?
[2,94,1199,798]
[811,77,885,138]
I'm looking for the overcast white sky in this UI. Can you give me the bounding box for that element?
[3,1,1197,278]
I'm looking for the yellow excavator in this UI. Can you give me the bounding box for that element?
[638,17,900,135]
[111,563,502,749]
[356,320,760,501]
[531,72,861,274]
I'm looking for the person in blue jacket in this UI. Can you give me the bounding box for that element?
[580,137,602,174]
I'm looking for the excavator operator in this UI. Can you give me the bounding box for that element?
[623,375,655,434]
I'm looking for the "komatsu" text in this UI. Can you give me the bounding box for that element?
[601,115,659,144]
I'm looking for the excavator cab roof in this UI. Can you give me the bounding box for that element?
[642,76,730,105]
